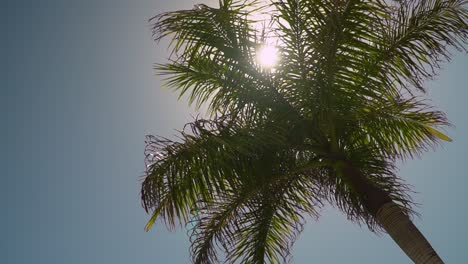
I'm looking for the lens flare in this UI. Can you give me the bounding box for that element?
[257,45,279,68]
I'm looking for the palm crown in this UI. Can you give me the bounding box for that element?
[141,0,467,263]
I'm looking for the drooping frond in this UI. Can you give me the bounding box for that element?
[190,157,324,264]
[151,0,298,118]
[226,174,320,264]
[142,116,290,230]
[376,0,467,92]
[353,96,451,160]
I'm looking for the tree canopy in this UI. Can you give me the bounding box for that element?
[142,0,467,263]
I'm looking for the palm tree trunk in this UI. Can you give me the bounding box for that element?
[341,162,444,264]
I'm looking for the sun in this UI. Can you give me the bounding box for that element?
[257,45,279,68]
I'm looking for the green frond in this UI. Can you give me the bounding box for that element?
[373,0,467,92]
[274,0,394,112]
[351,96,451,159]
[225,168,322,263]
[141,117,292,230]
[189,187,259,264]
[150,0,259,54]
[150,1,281,114]
[189,151,326,263]
[155,56,282,117]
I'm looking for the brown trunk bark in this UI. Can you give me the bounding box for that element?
[341,162,444,264]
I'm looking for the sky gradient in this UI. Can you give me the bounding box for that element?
[4,0,468,263]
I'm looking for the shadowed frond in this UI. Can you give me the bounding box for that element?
[355,96,451,159]
[189,158,324,264]
[273,0,394,113]
[151,0,298,117]
[142,116,290,230]
[376,0,467,92]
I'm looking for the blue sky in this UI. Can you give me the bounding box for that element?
[4,0,468,263]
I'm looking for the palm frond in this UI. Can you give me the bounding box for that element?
[372,0,467,92]
[189,148,326,263]
[151,0,300,117]
[227,171,320,263]
[226,169,321,263]
[274,0,392,112]
[142,116,290,230]
[351,96,451,159]
[189,184,261,264]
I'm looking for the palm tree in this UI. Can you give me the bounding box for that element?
[141,0,467,263]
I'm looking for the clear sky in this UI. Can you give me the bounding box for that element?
[4,0,468,263]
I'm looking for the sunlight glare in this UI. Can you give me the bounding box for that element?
[257,45,279,68]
